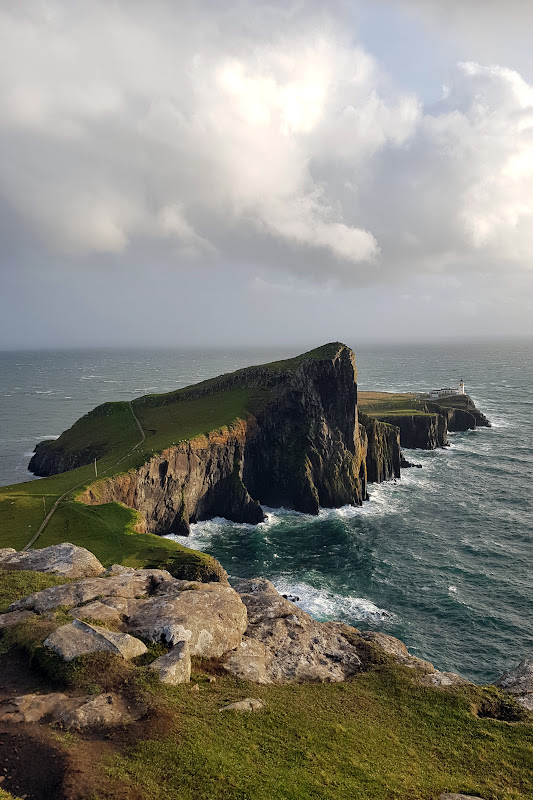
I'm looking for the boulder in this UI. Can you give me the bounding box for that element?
[223,578,361,684]
[0,693,73,724]
[359,631,436,672]
[495,657,533,711]
[9,569,175,614]
[0,610,37,629]
[149,641,191,684]
[0,548,16,559]
[43,619,147,661]
[127,582,247,657]
[219,698,264,712]
[0,543,104,578]
[69,601,124,627]
[59,693,130,730]
[420,671,471,688]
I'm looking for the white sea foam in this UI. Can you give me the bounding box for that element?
[271,578,395,624]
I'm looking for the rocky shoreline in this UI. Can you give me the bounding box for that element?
[1,544,531,709]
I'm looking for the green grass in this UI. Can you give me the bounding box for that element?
[35,500,220,578]
[0,791,23,800]
[134,388,268,456]
[105,667,533,800]
[0,569,67,613]
[0,388,255,569]
[358,392,423,415]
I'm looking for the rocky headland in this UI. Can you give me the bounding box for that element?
[27,343,490,540]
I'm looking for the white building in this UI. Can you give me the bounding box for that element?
[428,380,465,399]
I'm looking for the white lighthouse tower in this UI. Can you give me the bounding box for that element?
[459,380,465,395]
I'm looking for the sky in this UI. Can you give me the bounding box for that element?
[1,0,533,349]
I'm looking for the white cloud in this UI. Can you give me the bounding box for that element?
[1,0,533,288]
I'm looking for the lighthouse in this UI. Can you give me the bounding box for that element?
[459,380,465,395]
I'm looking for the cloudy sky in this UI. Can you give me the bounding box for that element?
[2,0,533,348]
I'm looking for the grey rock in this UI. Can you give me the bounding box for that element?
[0,693,73,723]
[127,582,247,657]
[149,641,191,684]
[0,609,37,629]
[44,619,147,661]
[0,548,16,560]
[0,543,104,578]
[495,657,533,711]
[359,631,436,672]
[9,569,174,613]
[420,671,471,688]
[219,698,264,712]
[59,693,130,730]
[224,578,361,684]
[69,601,124,627]
[101,564,136,576]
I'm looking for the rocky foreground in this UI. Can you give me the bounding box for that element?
[1,543,531,735]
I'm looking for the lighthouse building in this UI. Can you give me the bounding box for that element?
[428,380,465,399]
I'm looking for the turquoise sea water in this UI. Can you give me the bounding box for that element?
[1,341,532,683]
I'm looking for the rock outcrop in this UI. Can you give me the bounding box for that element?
[43,619,148,661]
[377,412,448,450]
[0,692,134,730]
[222,578,362,684]
[359,413,401,483]
[0,543,104,579]
[219,698,265,712]
[495,657,533,711]
[127,581,248,656]
[149,641,191,685]
[9,568,175,614]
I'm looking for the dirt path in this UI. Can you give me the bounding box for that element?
[23,402,145,551]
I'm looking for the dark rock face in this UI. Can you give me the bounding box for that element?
[359,413,401,484]
[242,347,367,513]
[377,413,448,450]
[377,395,491,451]
[29,440,99,477]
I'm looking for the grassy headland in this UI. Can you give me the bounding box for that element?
[0,345,341,566]
[358,391,428,417]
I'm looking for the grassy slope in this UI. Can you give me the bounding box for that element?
[0,388,261,566]
[359,391,431,418]
[108,668,533,800]
[1,572,531,800]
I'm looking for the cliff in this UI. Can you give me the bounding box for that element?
[358,413,401,483]
[31,343,377,535]
[375,412,448,449]
[358,391,490,450]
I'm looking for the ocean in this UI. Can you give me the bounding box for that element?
[1,341,532,683]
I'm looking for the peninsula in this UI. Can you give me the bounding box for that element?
[26,343,488,538]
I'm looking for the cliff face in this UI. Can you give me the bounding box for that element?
[29,441,99,477]
[372,395,491,451]
[81,420,264,535]
[77,344,369,534]
[358,413,401,484]
[377,413,448,450]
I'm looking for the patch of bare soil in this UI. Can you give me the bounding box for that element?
[0,650,174,800]
[0,724,67,800]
